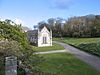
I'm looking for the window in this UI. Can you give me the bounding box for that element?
[43,37,47,44]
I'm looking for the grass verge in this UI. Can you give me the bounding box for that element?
[53,38,100,56]
[32,43,64,52]
[37,53,100,75]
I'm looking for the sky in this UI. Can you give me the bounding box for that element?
[0,0,100,29]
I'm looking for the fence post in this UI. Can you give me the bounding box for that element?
[5,56,17,75]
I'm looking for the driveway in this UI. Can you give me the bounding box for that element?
[53,41,100,72]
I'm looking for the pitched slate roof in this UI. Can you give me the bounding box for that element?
[27,30,38,39]
[27,26,51,38]
[27,30,38,35]
[38,26,51,31]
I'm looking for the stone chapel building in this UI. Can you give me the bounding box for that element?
[27,26,52,47]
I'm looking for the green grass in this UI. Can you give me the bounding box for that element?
[53,38,100,56]
[37,53,100,75]
[53,38,100,45]
[32,43,64,52]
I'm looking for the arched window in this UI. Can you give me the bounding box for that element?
[43,37,47,44]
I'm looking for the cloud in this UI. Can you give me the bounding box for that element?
[50,0,73,10]
[0,18,5,21]
[14,18,24,25]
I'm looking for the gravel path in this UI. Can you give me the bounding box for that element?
[53,41,100,72]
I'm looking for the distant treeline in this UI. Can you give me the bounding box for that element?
[37,14,100,38]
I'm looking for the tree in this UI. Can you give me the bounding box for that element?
[0,20,44,74]
[0,39,23,58]
[37,14,100,38]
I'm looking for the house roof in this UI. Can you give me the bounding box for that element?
[38,26,51,31]
[27,30,38,36]
[27,26,51,37]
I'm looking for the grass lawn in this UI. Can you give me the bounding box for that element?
[54,38,100,56]
[37,53,100,75]
[53,38,100,45]
[32,43,64,52]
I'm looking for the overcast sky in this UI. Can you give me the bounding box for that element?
[0,0,100,28]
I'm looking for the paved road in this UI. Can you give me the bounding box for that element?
[53,41,100,72]
[33,50,66,54]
